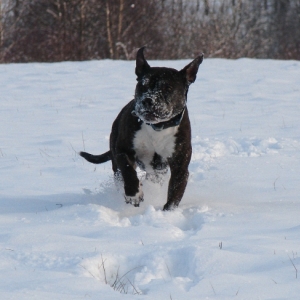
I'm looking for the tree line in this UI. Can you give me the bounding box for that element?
[0,0,299,63]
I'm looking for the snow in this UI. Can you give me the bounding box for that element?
[1,58,300,299]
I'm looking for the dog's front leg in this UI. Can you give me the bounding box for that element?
[163,152,191,211]
[115,153,144,207]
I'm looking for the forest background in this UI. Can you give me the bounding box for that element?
[0,0,299,63]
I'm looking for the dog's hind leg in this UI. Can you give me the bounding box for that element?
[115,153,144,207]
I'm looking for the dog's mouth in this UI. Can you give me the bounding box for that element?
[140,111,160,122]
[132,109,170,124]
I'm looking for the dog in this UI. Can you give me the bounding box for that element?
[80,47,203,210]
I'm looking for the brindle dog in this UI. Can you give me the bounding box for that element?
[80,47,203,210]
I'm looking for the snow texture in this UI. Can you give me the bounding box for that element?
[1,58,300,299]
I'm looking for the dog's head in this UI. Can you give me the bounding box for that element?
[133,47,203,124]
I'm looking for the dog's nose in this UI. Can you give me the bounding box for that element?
[142,98,154,107]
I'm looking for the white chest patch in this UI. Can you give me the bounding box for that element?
[133,123,178,172]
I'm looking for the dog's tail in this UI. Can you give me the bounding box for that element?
[79,150,111,164]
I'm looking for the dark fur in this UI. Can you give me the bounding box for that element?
[80,47,203,210]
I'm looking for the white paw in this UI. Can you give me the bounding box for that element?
[124,184,144,207]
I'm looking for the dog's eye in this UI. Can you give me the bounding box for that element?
[163,84,172,93]
[141,77,150,86]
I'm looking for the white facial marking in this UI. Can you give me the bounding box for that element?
[142,76,150,86]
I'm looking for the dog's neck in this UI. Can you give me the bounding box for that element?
[145,108,185,131]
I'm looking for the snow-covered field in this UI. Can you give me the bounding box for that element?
[1,57,299,299]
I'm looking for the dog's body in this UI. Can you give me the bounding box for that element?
[80,48,203,210]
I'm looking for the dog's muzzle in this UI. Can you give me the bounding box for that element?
[132,107,185,131]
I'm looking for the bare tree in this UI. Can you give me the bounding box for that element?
[0,0,3,51]
[1,0,299,62]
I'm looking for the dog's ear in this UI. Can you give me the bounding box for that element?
[135,47,151,77]
[180,54,204,84]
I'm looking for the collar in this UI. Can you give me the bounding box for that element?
[145,108,185,131]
